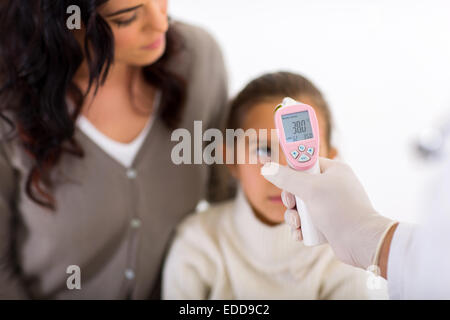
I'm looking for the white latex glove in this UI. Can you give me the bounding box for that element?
[262,158,398,270]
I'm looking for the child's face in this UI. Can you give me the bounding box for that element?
[229,96,337,226]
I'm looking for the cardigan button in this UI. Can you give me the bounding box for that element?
[126,168,137,179]
[130,218,141,229]
[124,269,135,280]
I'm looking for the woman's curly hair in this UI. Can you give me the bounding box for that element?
[0,0,186,210]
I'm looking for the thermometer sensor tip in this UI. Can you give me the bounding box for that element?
[281,97,298,106]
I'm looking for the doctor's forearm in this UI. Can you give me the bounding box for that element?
[378,222,399,279]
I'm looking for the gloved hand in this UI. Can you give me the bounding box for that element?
[261,158,398,270]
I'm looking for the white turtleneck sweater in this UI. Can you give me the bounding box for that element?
[162,189,388,300]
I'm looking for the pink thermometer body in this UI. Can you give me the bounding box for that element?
[274,97,327,246]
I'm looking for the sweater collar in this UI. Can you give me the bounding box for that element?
[230,187,311,270]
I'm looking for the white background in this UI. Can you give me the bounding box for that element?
[170,0,450,223]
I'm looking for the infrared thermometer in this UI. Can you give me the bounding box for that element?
[274,97,327,246]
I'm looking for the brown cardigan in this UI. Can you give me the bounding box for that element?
[0,22,230,299]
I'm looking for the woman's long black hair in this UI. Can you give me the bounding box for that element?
[0,0,186,210]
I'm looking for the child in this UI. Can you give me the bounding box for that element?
[162,72,387,299]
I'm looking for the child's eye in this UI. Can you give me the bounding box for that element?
[113,12,138,28]
[256,147,272,161]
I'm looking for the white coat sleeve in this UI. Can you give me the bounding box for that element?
[388,162,450,299]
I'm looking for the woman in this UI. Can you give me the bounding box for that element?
[0,0,229,299]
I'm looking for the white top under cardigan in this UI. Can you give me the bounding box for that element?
[75,91,161,168]
[162,188,389,300]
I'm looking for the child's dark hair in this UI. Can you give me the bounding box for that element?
[227,71,333,146]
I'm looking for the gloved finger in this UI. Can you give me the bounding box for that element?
[281,190,296,209]
[290,227,303,241]
[284,209,301,229]
[261,163,315,198]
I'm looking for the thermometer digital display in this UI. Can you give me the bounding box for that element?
[274,97,327,246]
[281,111,314,142]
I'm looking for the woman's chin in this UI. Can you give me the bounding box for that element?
[140,46,166,66]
